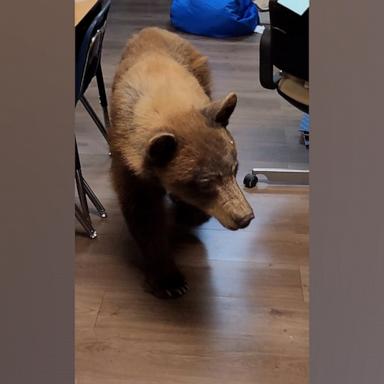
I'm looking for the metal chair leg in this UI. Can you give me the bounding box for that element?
[80,95,109,144]
[96,65,111,131]
[75,139,106,238]
[83,177,107,218]
[75,169,97,239]
[75,141,92,221]
[75,141,107,218]
[75,204,97,239]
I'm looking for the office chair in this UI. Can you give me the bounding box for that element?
[75,0,111,238]
[244,0,309,187]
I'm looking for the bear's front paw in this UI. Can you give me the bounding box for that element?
[145,267,188,299]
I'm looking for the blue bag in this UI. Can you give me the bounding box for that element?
[170,0,259,38]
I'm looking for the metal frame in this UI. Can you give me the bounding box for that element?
[75,139,107,239]
[250,168,309,185]
[75,6,111,238]
[78,24,111,145]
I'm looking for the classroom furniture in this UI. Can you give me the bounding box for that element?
[244,0,309,187]
[75,0,111,238]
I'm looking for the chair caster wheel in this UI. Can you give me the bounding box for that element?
[243,173,258,188]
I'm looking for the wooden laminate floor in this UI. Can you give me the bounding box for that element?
[75,1,309,383]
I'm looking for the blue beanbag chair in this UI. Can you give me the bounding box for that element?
[170,0,259,38]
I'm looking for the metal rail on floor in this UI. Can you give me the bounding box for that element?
[245,168,309,186]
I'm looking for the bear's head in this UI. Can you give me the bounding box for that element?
[145,92,254,230]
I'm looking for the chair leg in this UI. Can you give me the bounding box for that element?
[80,95,109,144]
[75,139,106,238]
[75,142,92,221]
[83,177,107,218]
[75,169,97,239]
[96,65,111,131]
[75,204,97,239]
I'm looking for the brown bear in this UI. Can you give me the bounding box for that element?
[110,27,254,299]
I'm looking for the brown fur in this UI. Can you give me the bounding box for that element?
[110,27,253,298]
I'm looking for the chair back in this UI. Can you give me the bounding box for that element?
[75,0,111,102]
[268,0,309,81]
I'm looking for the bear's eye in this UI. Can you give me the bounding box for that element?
[199,172,222,184]
[193,177,216,194]
[198,178,213,189]
[199,178,211,184]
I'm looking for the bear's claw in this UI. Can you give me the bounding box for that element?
[151,283,189,299]
[145,269,189,299]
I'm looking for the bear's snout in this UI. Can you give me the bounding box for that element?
[233,212,254,229]
[219,208,254,231]
[206,177,254,230]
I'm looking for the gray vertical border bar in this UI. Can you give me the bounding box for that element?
[0,1,74,384]
[311,1,384,383]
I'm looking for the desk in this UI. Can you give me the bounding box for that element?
[75,0,98,26]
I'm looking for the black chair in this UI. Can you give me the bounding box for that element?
[76,0,111,143]
[244,0,309,187]
[75,0,111,238]
[259,0,308,112]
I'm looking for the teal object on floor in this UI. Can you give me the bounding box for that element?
[170,0,259,38]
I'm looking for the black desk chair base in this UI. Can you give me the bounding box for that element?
[244,168,309,187]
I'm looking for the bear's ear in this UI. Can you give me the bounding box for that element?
[201,92,237,127]
[147,133,178,166]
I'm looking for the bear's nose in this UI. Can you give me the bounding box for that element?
[235,213,254,229]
